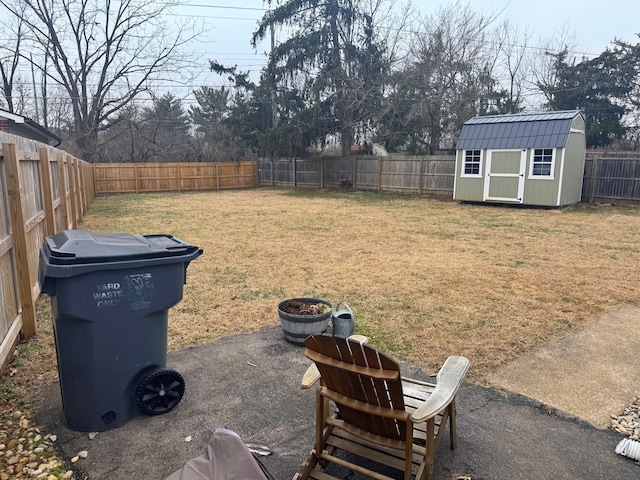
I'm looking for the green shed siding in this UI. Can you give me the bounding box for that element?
[454,111,586,207]
[453,150,484,201]
[559,116,586,205]
[522,148,563,206]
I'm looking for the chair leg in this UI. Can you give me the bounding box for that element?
[315,390,327,454]
[449,398,457,450]
[316,392,333,469]
[404,421,413,480]
[296,452,319,480]
[423,418,435,480]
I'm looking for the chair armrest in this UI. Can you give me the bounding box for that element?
[301,363,321,389]
[409,356,470,423]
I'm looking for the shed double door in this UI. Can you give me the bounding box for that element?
[483,149,526,203]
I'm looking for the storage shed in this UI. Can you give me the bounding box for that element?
[454,110,585,206]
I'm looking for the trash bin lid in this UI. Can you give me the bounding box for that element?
[43,230,201,265]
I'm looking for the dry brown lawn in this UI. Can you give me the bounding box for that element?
[36,188,640,381]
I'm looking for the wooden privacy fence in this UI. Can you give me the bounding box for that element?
[582,151,640,204]
[257,155,455,196]
[0,132,94,371]
[93,161,257,194]
[259,151,640,204]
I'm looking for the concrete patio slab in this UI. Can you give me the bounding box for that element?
[33,325,639,479]
[487,304,640,429]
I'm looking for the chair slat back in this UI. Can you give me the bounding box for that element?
[305,334,407,440]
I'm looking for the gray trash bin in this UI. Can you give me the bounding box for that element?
[38,230,202,432]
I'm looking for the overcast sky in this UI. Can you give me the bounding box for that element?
[5,0,635,108]
[180,0,639,93]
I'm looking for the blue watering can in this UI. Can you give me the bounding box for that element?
[332,302,355,337]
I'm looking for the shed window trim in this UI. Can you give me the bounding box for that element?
[462,149,483,177]
[529,148,556,179]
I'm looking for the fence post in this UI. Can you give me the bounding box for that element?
[76,158,84,216]
[589,153,599,204]
[91,163,97,200]
[270,158,274,186]
[352,157,357,189]
[68,156,78,229]
[134,163,139,194]
[320,158,324,188]
[77,160,87,218]
[39,148,56,236]
[57,152,69,230]
[254,161,258,188]
[3,143,38,338]
[84,163,92,209]
[293,158,297,187]
[233,160,240,188]
[216,163,220,191]
[378,157,383,190]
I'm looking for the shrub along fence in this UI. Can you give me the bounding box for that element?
[0,132,94,371]
[93,161,257,194]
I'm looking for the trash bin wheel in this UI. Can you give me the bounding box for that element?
[136,368,185,416]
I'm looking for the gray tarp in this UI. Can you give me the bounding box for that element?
[165,429,274,480]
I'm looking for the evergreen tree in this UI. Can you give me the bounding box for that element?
[611,36,640,148]
[189,85,258,161]
[253,0,391,155]
[144,93,190,137]
[539,48,635,148]
[190,86,230,130]
[139,93,195,162]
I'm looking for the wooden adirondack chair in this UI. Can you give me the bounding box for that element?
[294,334,470,480]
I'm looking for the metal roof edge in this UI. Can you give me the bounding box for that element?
[0,108,62,147]
[464,110,583,125]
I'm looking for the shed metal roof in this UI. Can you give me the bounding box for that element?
[456,110,583,150]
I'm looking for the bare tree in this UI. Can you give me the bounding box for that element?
[0,0,201,160]
[493,20,532,112]
[0,4,27,113]
[11,81,37,116]
[42,83,74,137]
[380,2,500,153]
[529,24,578,109]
